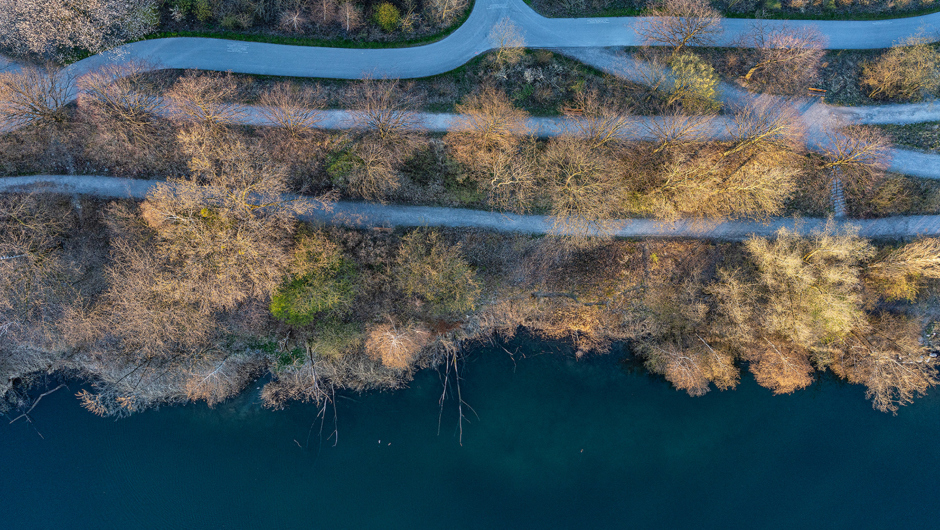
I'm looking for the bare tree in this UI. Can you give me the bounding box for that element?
[745,339,815,395]
[642,109,716,153]
[165,71,246,127]
[92,232,217,361]
[78,61,162,141]
[861,36,940,101]
[442,86,537,212]
[737,22,826,94]
[312,0,339,26]
[822,125,892,171]
[345,137,401,200]
[279,9,307,33]
[0,193,71,346]
[644,339,738,396]
[707,224,874,392]
[0,67,73,131]
[565,89,632,149]
[540,136,624,237]
[636,0,723,61]
[867,238,940,301]
[425,0,468,25]
[184,354,265,406]
[348,78,422,144]
[639,277,739,396]
[447,85,529,170]
[821,125,892,199]
[634,142,798,221]
[337,0,363,32]
[724,95,805,157]
[833,313,938,413]
[489,17,525,68]
[258,82,324,136]
[482,140,539,213]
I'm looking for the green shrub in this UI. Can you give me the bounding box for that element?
[274,347,306,371]
[669,52,720,112]
[270,232,358,326]
[373,2,400,32]
[308,321,364,360]
[325,149,362,190]
[395,230,481,316]
[172,0,214,21]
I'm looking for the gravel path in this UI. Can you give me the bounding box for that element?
[4,175,940,240]
[554,47,940,179]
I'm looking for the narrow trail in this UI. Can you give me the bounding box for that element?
[4,175,940,240]
[554,47,940,178]
[242,103,940,179]
[4,1,940,180]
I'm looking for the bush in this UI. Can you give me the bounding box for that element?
[172,0,213,22]
[307,321,364,360]
[270,232,358,326]
[274,347,306,371]
[861,38,940,101]
[669,52,720,112]
[395,230,480,316]
[325,149,361,188]
[373,2,400,32]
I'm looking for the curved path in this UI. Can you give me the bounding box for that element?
[63,0,940,81]
[554,47,940,178]
[5,1,940,180]
[3,175,940,240]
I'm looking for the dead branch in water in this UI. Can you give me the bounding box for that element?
[9,384,66,425]
[437,348,478,446]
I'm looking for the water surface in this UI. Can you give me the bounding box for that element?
[3,339,939,529]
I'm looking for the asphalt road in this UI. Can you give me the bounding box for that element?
[5,2,940,182]
[62,0,940,81]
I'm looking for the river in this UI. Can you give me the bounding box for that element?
[2,337,939,529]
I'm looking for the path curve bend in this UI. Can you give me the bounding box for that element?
[62,0,940,81]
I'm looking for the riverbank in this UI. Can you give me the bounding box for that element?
[3,340,939,529]
[2,191,938,417]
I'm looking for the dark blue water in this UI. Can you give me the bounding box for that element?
[3,338,939,530]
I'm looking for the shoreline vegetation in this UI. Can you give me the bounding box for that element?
[3,0,940,419]
[2,192,939,418]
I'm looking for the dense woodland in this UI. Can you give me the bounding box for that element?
[2,0,940,417]
[0,0,471,63]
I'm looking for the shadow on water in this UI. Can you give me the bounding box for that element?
[3,334,940,530]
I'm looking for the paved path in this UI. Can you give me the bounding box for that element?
[554,47,940,178]
[5,2,940,179]
[61,0,940,81]
[3,175,940,240]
